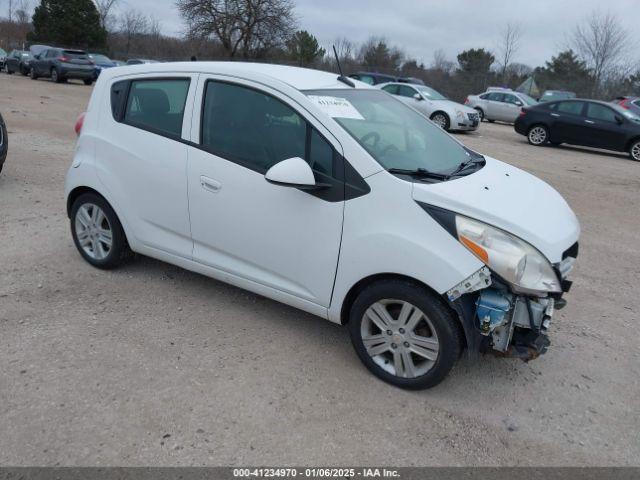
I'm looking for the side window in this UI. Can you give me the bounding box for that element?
[46,50,57,58]
[487,92,504,102]
[358,75,375,85]
[397,85,417,98]
[382,84,398,95]
[586,103,618,123]
[123,79,190,138]
[201,81,335,177]
[504,94,520,105]
[633,100,640,108]
[479,93,490,100]
[557,101,585,116]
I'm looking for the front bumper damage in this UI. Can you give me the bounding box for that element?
[447,245,577,361]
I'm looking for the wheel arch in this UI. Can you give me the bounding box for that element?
[624,136,640,152]
[430,110,449,121]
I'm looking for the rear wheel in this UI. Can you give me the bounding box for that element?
[30,68,38,80]
[630,140,640,161]
[527,125,549,146]
[20,65,29,76]
[347,280,461,390]
[70,193,131,269]
[51,68,62,83]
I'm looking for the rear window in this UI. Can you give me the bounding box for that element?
[122,79,191,138]
[557,101,585,116]
[63,50,88,59]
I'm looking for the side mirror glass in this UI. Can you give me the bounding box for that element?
[265,157,319,189]
[515,101,523,107]
[413,93,422,101]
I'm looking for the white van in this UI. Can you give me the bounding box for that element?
[65,63,580,389]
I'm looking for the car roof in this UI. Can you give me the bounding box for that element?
[103,62,377,91]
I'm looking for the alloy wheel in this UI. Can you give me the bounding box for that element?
[360,300,440,379]
[528,126,547,145]
[631,142,640,161]
[74,203,113,260]
[432,114,447,129]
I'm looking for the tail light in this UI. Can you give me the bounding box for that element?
[75,112,86,136]
[619,99,630,109]
[464,98,469,104]
[59,56,71,62]
[519,108,527,117]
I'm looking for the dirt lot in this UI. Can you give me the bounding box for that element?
[1,73,639,467]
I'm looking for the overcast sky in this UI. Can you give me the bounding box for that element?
[9,0,640,67]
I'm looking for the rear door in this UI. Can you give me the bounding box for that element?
[583,102,628,150]
[501,93,523,122]
[484,92,504,120]
[186,76,346,309]
[552,101,587,144]
[96,75,196,258]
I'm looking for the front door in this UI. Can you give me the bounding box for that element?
[583,102,628,150]
[553,101,587,144]
[187,77,345,307]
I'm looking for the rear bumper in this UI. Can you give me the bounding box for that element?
[514,118,528,135]
[60,66,95,79]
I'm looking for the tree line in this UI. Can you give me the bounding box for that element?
[1,0,638,101]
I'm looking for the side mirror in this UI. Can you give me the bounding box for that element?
[413,93,423,101]
[515,101,523,107]
[266,157,322,189]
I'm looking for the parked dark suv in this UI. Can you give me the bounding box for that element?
[30,48,95,85]
[4,50,32,75]
[515,99,640,161]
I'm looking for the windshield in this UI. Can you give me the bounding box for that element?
[519,94,538,106]
[90,54,112,64]
[305,89,471,175]
[417,86,447,101]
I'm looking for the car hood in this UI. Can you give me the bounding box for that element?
[428,99,477,114]
[411,156,580,263]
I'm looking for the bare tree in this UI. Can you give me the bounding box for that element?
[432,48,455,74]
[571,10,632,95]
[176,0,297,58]
[120,9,149,55]
[95,0,119,31]
[496,22,523,81]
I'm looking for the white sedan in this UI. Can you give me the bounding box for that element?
[378,82,480,131]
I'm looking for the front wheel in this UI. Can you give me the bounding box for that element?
[70,193,131,269]
[630,140,640,161]
[527,125,549,146]
[430,112,450,131]
[347,280,461,390]
[30,68,38,80]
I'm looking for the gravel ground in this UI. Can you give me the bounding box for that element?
[1,73,639,467]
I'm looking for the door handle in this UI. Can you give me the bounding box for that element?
[584,120,595,124]
[200,176,222,193]
[550,113,560,117]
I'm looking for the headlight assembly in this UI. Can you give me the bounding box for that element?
[455,110,465,119]
[420,204,562,295]
[456,216,561,294]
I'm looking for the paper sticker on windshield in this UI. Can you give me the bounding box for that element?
[308,96,365,120]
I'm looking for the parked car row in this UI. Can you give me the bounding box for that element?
[0,44,162,84]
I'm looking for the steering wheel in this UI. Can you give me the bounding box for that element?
[360,132,380,148]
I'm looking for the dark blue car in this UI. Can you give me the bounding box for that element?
[89,53,117,78]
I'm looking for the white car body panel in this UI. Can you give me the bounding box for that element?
[65,62,579,329]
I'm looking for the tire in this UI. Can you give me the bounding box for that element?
[51,68,62,83]
[7,68,13,75]
[20,65,29,76]
[70,193,131,269]
[430,112,450,131]
[0,112,7,171]
[487,119,495,123]
[30,68,38,80]
[347,280,461,390]
[630,140,640,162]
[527,125,549,146]
[475,108,485,121]
[83,79,93,86]
[550,141,562,146]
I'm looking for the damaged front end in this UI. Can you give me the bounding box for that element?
[447,242,577,361]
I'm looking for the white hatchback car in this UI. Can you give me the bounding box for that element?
[65,63,580,389]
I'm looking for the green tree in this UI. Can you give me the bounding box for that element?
[29,0,107,49]
[360,37,403,72]
[457,48,495,75]
[287,30,325,67]
[534,50,593,97]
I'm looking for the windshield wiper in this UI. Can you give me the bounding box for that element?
[388,168,451,181]
[449,156,485,177]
